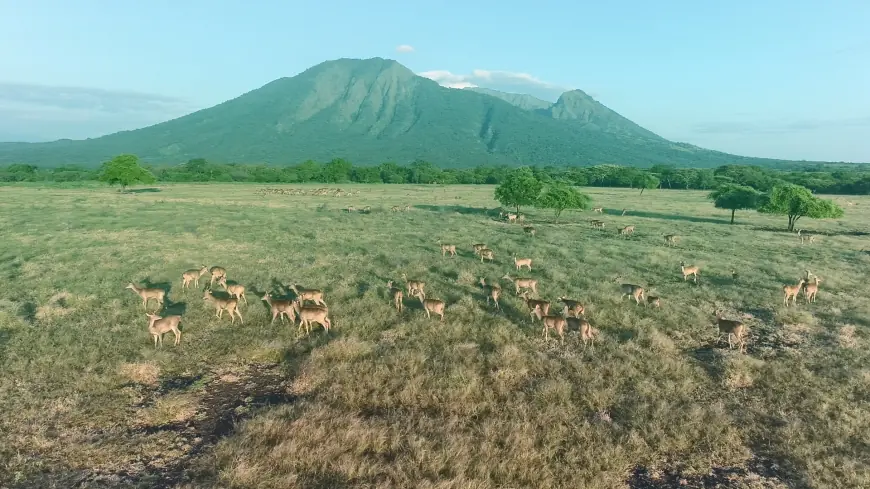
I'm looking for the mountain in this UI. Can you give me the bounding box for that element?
[0,57,800,168]
[465,87,551,111]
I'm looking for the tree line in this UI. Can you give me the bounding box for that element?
[2,154,870,195]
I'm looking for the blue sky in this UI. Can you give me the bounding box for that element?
[1,0,868,162]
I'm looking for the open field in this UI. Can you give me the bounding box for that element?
[1,183,869,488]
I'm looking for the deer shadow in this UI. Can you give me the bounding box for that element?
[626,210,731,225]
[126,187,162,194]
[160,301,187,317]
[413,204,493,216]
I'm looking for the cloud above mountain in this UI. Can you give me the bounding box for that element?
[418,69,570,101]
[395,44,415,53]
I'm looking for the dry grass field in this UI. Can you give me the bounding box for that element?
[1,183,869,488]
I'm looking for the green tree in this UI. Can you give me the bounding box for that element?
[535,182,591,222]
[98,154,155,191]
[758,183,844,231]
[494,167,543,214]
[322,158,353,183]
[708,184,761,224]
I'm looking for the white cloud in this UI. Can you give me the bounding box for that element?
[395,44,415,53]
[418,69,570,100]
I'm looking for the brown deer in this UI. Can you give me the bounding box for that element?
[440,243,457,257]
[620,284,645,305]
[480,277,502,310]
[502,274,538,296]
[714,310,747,353]
[261,293,296,324]
[472,243,487,255]
[203,290,243,323]
[803,275,821,303]
[413,290,445,321]
[559,296,585,317]
[523,226,536,237]
[680,261,700,283]
[217,277,248,305]
[181,265,208,289]
[513,255,533,271]
[664,234,678,247]
[293,301,331,334]
[145,313,182,347]
[536,310,567,344]
[126,283,165,309]
[567,316,595,350]
[209,266,227,287]
[618,225,635,238]
[646,296,662,308]
[782,278,806,307]
[479,248,495,263]
[797,229,816,244]
[592,206,603,213]
[401,274,426,299]
[289,284,326,306]
[521,291,551,321]
[387,280,404,312]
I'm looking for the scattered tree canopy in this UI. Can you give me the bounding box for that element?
[494,167,543,214]
[98,154,155,191]
[707,184,761,224]
[536,182,591,222]
[758,183,844,231]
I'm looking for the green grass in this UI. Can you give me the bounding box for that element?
[1,183,869,488]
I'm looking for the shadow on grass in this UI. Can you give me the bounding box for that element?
[17,301,37,324]
[125,187,162,193]
[413,204,494,216]
[160,300,187,317]
[626,210,731,225]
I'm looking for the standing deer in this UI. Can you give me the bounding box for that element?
[479,277,501,310]
[203,290,243,323]
[126,283,165,310]
[261,293,296,324]
[387,280,404,312]
[513,256,533,271]
[181,265,208,289]
[209,266,227,287]
[145,313,182,347]
[680,262,700,283]
[218,277,248,305]
[714,310,747,353]
[413,290,445,321]
[782,278,806,307]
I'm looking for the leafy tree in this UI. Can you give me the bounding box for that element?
[633,173,660,195]
[494,167,543,214]
[758,183,844,231]
[98,154,155,191]
[708,184,761,224]
[536,182,591,222]
[322,158,352,183]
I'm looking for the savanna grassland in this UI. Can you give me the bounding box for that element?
[1,183,869,489]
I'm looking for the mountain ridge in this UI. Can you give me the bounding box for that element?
[0,57,821,168]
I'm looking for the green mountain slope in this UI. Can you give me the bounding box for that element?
[465,87,551,111]
[0,57,800,168]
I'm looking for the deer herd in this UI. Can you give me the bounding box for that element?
[125,204,827,356]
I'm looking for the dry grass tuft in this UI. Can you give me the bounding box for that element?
[837,325,860,349]
[118,362,161,386]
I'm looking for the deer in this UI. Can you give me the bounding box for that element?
[472,243,487,255]
[261,293,296,324]
[592,206,603,213]
[502,274,538,296]
[440,243,457,257]
[506,213,518,223]
[782,278,806,307]
[558,297,585,317]
[479,277,502,310]
[203,290,243,323]
[401,274,426,299]
[403,204,411,212]
[345,206,356,213]
[567,316,595,350]
[664,234,678,247]
[521,291,551,321]
[217,277,248,305]
[513,255,533,271]
[620,284,645,305]
[802,274,821,303]
[289,284,326,306]
[181,265,208,290]
[517,214,526,223]
[209,266,227,287]
[680,261,700,283]
[523,226,536,237]
[646,296,662,308]
[618,225,635,238]
[386,280,404,312]
[714,310,747,353]
[145,313,182,347]
[362,206,371,213]
[293,301,331,334]
[479,248,495,263]
[797,229,816,244]
[590,220,605,230]
[413,290,445,321]
[125,283,165,309]
[535,309,567,344]
[391,205,400,212]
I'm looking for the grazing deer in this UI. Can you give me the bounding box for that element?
[620,284,645,305]
[592,206,603,213]
[145,313,181,347]
[521,291,551,321]
[401,274,426,299]
[783,278,806,307]
[345,206,356,213]
[590,220,605,230]
[502,274,538,296]
[261,293,296,324]
[126,283,165,309]
[559,297,585,317]
[535,309,567,344]
[202,290,243,323]
[523,226,536,237]
[293,301,331,334]
[646,296,662,308]
[714,310,747,353]
[391,205,400,212]
[803,275,821,303]
[209,266,227,287]
[440,243,457,257]
[290,284,326,306]
[797,229,816,244]
[517,214,526,223]
[680,261,700,283]
[479,277,502,310]
[619,225,635,238]
[413,290,445,321]
[386,280,404,312]
[506,213,518,223]
[513,255,533,271]
[362,206,371,213]
[664,234,678,247]
[479,248,495,263]
[217,277,247,305]
[567,316,595,350]
[181,265,208,289]
[472,243,487,255]
[403,205,411,211]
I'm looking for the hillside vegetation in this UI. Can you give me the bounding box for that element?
[1,183,868,488]
[0,58,811,168]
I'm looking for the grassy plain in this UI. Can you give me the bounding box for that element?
[0,183,869,488]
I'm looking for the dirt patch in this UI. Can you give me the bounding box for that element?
[629,456,791,488]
